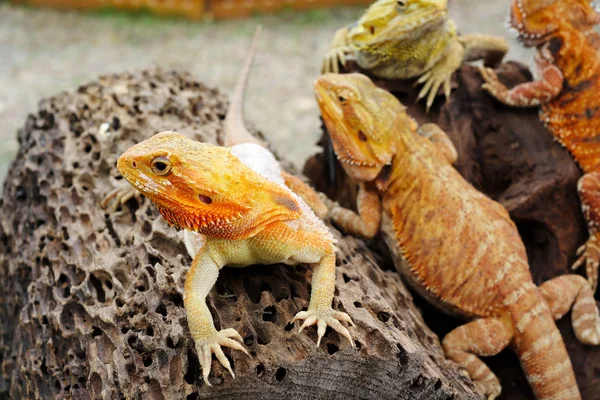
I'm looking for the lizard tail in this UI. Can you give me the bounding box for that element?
[223,26,263,147]
[512,299,581,400]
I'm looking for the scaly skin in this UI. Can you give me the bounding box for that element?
[321,0,508,110]
[117,131,354,386]
[479,0,600,292]
[107,30,351,386]
[314,72,600,400]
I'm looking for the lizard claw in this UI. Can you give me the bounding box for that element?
[101,181,140,212]
[292,308,355,347]
[322,46,352,75]
[416,68,453,112]
[572,237,600,292]
[478,66,509,101]
[194,328,249,386]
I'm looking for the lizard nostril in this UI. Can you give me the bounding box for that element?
[132,161,137,168]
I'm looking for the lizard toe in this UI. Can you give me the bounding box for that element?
[194,328,249,386]
[293,308,354,347]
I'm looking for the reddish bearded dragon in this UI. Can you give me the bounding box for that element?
[106,28,353,386]
[480,0,600,291]
[314,72,600,400]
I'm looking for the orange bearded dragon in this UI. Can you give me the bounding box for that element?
[314,72,600,400]
[479,0,600,292]
[107,28,353,386]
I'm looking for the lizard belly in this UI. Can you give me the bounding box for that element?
[383,148,532,318]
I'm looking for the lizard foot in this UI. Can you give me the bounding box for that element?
[473,378,502,400]
[572,237,600,292]
[194,328,249,386]
[321,45,352,75]
[416,66,453,113]
[479,66,509,102]
[292,308,355,347]
[101,181,140,212]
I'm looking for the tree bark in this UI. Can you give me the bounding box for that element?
[304,61,598,400]
[0,69,481,399]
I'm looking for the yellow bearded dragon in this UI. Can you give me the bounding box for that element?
[314,72,600,400]
[322,0,508,110]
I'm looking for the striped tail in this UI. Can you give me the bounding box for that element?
[512,299,581,400]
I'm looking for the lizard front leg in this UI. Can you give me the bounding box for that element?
[572,171,600,292]
[442,318,513,399]
[417,123,458,165]
[328,181,381,238]
[322,26,353,75]
[416,39,464,112]
[539,274,600,344]
[459,34,508,68]
[291,251,355,347]
[244,223,354,346]
[184,240,248,386]
[100,180,141,212]
[479,47,563,107]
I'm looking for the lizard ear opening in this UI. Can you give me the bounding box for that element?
[198,194,213,205]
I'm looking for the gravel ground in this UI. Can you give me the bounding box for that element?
[0,1,533,185]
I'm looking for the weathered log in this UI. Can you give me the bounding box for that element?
[304,61,599,400]
[0,69,481,399]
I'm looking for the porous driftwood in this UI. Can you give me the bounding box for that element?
[304,61,599,400]
[0,69,482,399]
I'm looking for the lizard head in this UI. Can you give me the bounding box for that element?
[117,131,302,238]
[508,0,600,46]
[314,73,416,182]
[350,0,448,46]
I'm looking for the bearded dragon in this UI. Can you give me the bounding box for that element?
[314,72,600,400]
[479,0,600,293]
[107,29,353,386]
[321,0,508,111]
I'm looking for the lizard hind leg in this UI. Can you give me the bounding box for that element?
[573,171,600,292]
[540,274,600,345]
[442,318,513,399]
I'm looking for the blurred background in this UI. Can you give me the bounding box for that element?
[0,0,533,186]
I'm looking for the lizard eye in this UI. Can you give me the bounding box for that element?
[338,95,347,102]
[151,156,172,176]
[396,0,407,10]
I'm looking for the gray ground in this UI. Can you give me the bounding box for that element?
[0,1,533,185]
